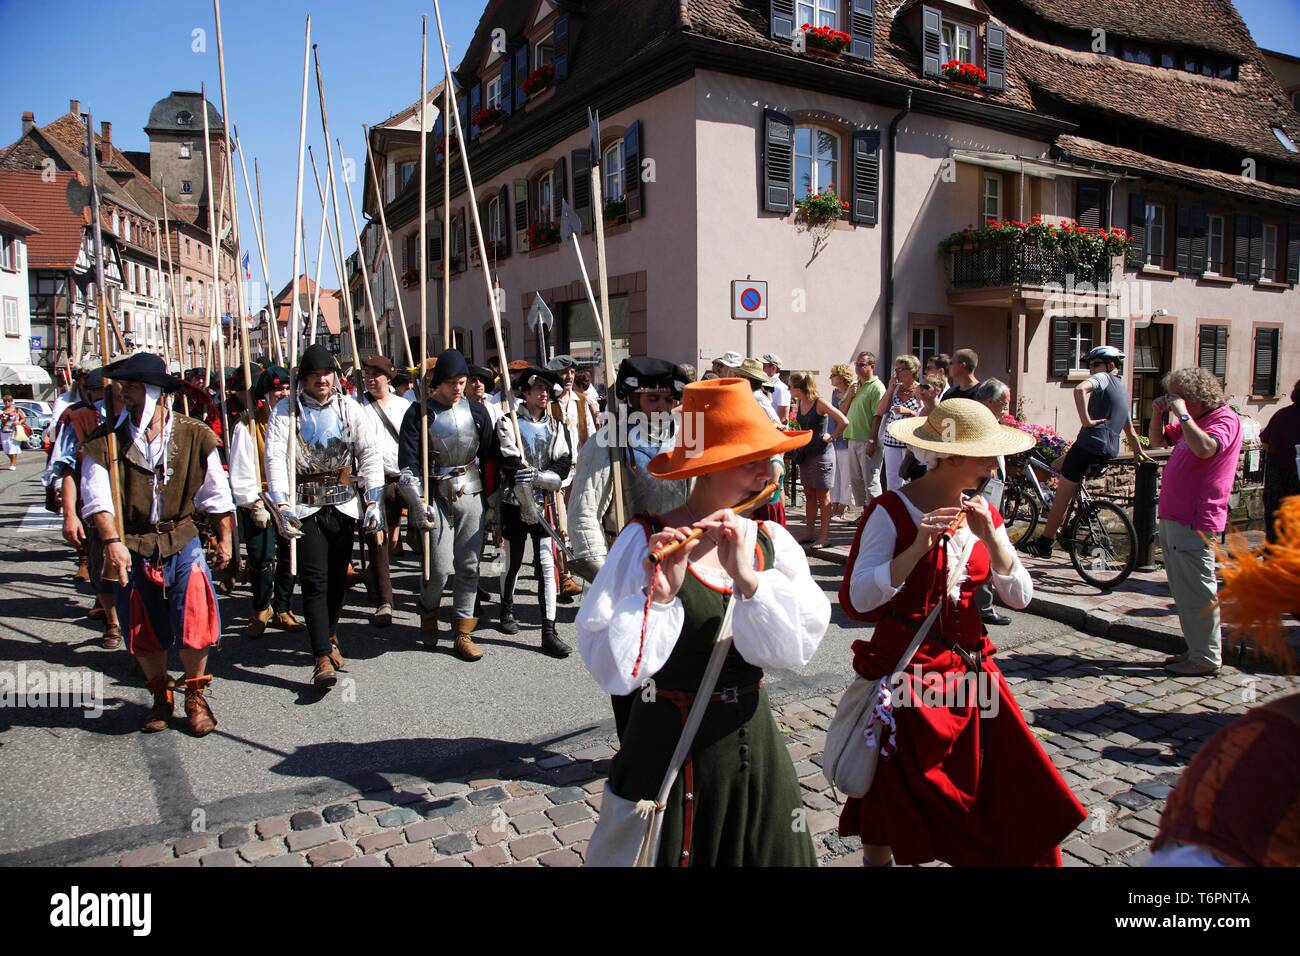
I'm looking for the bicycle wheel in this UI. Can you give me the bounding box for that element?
[1066,500,1137,590]
[1000,483,1039,548]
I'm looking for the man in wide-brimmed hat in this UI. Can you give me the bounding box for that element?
[79,352,236,736]
[396,347,501,661]
[228,364,304,638]
[264,343,386,689]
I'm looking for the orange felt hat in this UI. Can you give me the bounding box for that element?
[648,378,811,480]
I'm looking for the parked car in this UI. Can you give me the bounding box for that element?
[23,410,51,450]
[13,399,53,420]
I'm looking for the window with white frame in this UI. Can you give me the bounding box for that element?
[797,0,839,29]
[912,326,939,366]
[1068,319,1095,370]
[487,195,503,245]
[486,75,502,110]
[941,22,974,64]
[0,235,14,271]
[982,174,1001,222]
[3,297,18,336]
[124,219,132,242]
[537,171,555,223]
[1206,214,1225,274]
[535,33,554,70]
[603,139,626,203]
[112,211,120,235]
[180,143,192,159]
[795,126,839,198]
[1262,223,1279,281]
[1144,202,1166,267]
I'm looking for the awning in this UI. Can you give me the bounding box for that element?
[0,364,52,386]
[950,150,1128,181]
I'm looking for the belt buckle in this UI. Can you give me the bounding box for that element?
[719,687,739,704]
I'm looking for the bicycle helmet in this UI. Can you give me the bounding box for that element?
[1085,345,1124,363]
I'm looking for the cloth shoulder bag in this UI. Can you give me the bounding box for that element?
[585,518,759,867]
[823,532,976,799]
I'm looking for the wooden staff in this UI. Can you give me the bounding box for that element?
[441,77,450,349]
[200,83,233,451]
[307,146,342,347]
[361,124,415,369]
[589,143,625,529]
[286,16,313,574]
[234,133,281,368]
[418,15,431,587]
[252,157,285,365]
[336,136,385,357]
[312,44,362,385]
[648,482,777,565]
[159,190,189,416]
[303,213,321,342]
[151,216,169,367]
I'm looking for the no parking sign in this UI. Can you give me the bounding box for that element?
[731,280,768,320]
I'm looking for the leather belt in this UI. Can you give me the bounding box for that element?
[125,518,186,535]
[655,679,764,705]
[299,471,344,485]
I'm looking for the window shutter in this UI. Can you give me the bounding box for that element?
[1051,318,1071,377]
[571,148,593,233]
[984,23,1007,91]
[624,120,644,221]
[430,219,442,265]
[769,0,796,40]
[554,155,568,210]
[1126,192,1146,268]
[456,93,468,141]
[1175,202,1193,274]
[499,184,511,257]
[1247,216,1263,281]
[1233,213,1251,279]
[1188,205,1208,274]
[554,13,571,80]
[847,0,876,62]
[513,177,530,253]
[1106,316,1125,354]
[513,44,530,111]
[1287,223,1300,285]
[469,82,482,140]
[1198,326,1227,383]
[432,113,444,163]
[851,129,880,225]
[921,6,943,78]
[499,57,513,118]
[762,108,794,214]
[1253,328,1279,396]
[1075,182,1104,229]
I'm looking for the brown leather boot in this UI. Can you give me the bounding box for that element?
[328,634,344,670]
[420,609,441,647]
[74,559,90,583]
[247,606,273,638]
[452,617,483,662]
[313,655,337,689]
[558,573,582,603]
[271,610,305,632]
[182,675,217,736]
[142,675,174,732]
[101,622,122,650]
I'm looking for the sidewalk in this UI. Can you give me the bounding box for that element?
[789,502,1300,664]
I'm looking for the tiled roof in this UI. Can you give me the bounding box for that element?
[0,200,39,236]
[0,169,88,269]
[998,0,1257,59]
[273,275,342,335]
[1056,135,1300,209]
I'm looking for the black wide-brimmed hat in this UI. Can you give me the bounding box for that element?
[513,365,562,396]
[467,364,496,387]
[104,352,182,392]
[298,343,338,377]
[83,368,104,391]
[615,357,689,401]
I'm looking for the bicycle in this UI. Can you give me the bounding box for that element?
[1000,454,1138,590]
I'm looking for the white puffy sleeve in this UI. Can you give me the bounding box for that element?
[730,520,830,670]
[263,398,291,505]
[576,522,685,696]
[79,455,113,519]
[848,503,904,614]
[989,522,1033,609]
[228,421,259,507]
[194,448,235,514]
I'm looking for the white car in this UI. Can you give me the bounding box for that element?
[13,399,52,419]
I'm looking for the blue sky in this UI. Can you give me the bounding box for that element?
[1,0,1298,299]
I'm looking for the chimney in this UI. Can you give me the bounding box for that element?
[100,121,113,164]
[69,99,80,116]
[21,112,34,135]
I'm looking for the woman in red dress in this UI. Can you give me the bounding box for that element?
[838,399,1086,866]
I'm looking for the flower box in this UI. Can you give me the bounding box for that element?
[471,105,505,130]
[527,220,560,249]
[400,267,419,289]
[941,59,986,85]
[795,185,849,225]
[939,217,1133,274]
[801,24,850,56]
[602,198,627,224]
[522,65,554,96]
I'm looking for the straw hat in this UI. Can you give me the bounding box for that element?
[648,379,811,480]
[888,398,1034,458]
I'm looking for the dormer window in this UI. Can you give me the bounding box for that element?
[176,110,193,126]
[1273,126,1298,154]
[486,75,502,110]
[535,32,554,70]
[180,143,192,159]
[941,21,973,64]
[797,0,838,30]
[911,4,1005,92]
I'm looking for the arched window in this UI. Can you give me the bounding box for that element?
[536,170,555,223]
[487,195,503,245]
[794,126,839,197]
[176,110,193,126]
[603,139,626,203]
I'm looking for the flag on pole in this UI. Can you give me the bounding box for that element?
[242,251,250,280]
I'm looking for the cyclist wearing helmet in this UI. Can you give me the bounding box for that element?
[1025,345,1149,559]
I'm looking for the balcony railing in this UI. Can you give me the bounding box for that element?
[948,244,1114,290]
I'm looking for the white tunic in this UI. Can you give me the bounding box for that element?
[576,519,831,696]
[847,489,1033,614]
[361,393,407,477]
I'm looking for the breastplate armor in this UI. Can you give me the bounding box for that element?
[428,400,479,468]
[296,396,354,491]
[517,415,559,472]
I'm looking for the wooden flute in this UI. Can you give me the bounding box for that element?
[647,481,779,565]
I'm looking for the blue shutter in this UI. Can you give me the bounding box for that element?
[984,23,1007,91]
[554,14,571,80]
[769,0,796,40]
[572,148,593,233]
[513,44,529,110]
[921,6,942,78]
[847,0,876,62]
[499,56,513,118]
[469,82,481,140]
[624,121,643,221]
[500,184,511,257]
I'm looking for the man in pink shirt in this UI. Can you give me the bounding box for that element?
[1148,367,1243,676]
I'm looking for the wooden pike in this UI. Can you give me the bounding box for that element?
[234,133,283,368]
[286,16,313,574]
[252,157,286,365]
[441,77,451,349]
[361,124,415,368]
[159,190,189,416]
[307,146,343,348]
[418,16,431,587]
[200,82,233,450]
[336,136,385,358]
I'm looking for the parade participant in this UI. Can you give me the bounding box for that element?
[568,357,691,735]
[393,369,416,402]
[79,353,235,736]
[546,355,589,602]
[492,365,573,657]
[578,379,830,866]
[228,365,304,637]
[180,367,223,445]
[396,347,497,661]
[359,354,407,628]
[837,399,1086,865]
[48,368,120,647]
[467,363,502,611]
[466,365,501,424]
[264,343,385,689]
